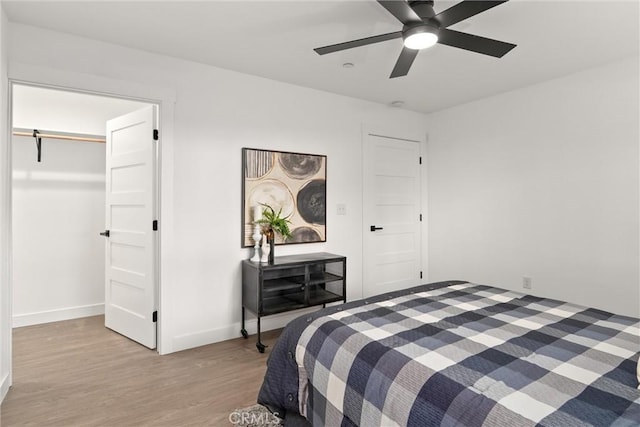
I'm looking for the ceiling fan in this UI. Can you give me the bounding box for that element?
[314,0,516,78]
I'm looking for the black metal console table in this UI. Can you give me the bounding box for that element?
[241,252,346,353]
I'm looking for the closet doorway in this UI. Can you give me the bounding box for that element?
[11,83,159,349]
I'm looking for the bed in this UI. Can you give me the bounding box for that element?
[258,280,640,426]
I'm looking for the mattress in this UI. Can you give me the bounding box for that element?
[258,281,640,426]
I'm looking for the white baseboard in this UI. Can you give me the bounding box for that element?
[12,303,105,328]
[171,307,317,353]
[0,371,10,402]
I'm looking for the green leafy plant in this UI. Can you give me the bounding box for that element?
[255,203,292,241]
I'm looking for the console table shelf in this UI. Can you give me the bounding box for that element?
[241,252,346,352]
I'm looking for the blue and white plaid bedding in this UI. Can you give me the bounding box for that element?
[259,282,640,426]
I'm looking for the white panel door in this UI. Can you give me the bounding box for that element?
[363,132,422,297]
[104,105,157,349]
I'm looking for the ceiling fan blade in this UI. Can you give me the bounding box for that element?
[438,28,516,58]
[436,1,509,28]
[377,0,421,24]
[390,47,419,78]
[314,31,402,55]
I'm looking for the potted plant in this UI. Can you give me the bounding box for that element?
[255,203,292,263]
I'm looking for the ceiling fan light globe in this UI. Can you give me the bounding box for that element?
[404,32,438,50]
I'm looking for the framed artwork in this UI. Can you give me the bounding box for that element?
[242,148,327,247]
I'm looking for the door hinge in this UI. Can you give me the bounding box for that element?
[419,214,422,222]
[152,311,158,322]
[419,156,422,165]
[153,220,158,231]
[420,271,423,279]
[153,129,159,141]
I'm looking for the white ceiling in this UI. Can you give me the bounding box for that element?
[3,0,639,114]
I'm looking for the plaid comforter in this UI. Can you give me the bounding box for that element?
[285,283,640,426]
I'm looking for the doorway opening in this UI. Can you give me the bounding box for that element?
[10,83,159,349]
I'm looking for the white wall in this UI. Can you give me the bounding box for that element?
[0,2,12,401]
[11,86,149,326]
[5,23,430,354]
[426,57,640,317]
[11,136,106,326]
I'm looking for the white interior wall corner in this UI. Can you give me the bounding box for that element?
[0,3,13,401]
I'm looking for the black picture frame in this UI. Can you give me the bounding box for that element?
[242,148,327,247]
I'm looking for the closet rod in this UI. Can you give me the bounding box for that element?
[12,130,106,143]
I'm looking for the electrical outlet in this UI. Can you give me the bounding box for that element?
[523,277,532,290]
[337,204,347,215]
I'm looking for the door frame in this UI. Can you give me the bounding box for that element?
[2,63,176,359]
[361,124,428,298]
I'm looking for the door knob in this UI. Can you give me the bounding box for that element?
[370,226,383,232]
[99,230,110,237]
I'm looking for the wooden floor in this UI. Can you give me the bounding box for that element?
[1,316,281,426]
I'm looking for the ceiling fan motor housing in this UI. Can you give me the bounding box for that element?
[409,0,437,20]
[404,0,441,43]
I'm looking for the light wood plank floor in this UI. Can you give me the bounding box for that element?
[1,316,281,426]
